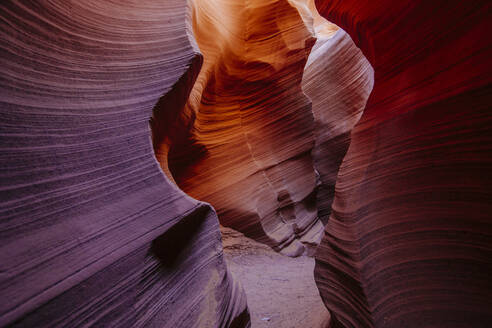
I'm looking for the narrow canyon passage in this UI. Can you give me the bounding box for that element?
[221,226,330,327]
[1,1,491,327]
[151,0,373,326]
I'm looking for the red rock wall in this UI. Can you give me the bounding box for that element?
[0,1,249,327]
[314,1,492,327]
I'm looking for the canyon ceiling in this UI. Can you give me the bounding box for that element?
[1,0,491,328]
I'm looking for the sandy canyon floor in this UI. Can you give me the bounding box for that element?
[221,227,330,328]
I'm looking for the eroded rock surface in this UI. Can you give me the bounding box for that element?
[302,30,374,224]
[0,1,249,327]
[314,1,492,327]
[156,0,334,256]
[3,0,491,327]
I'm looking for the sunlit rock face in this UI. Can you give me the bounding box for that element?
[156,0,337,256]
[314,1,492,327]
[0,1,249,327]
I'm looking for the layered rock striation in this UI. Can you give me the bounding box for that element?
[155,0,333,256]
[0,1,249,327]
[3,0,491,327]
[314,1,492,327]
[302,30,374,225]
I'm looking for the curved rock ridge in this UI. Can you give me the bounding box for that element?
[155,0,335,256]
[314,1,492,327]
[302,29,374,225]
[289,0,338,39]
[0,1,249,327]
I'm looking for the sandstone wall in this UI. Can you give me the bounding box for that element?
[314,1,492,326]
[0,1,249,327]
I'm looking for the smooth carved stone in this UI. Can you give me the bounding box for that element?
[314,0,492,327]
[302,30,374,225]
[156,0,333,256]
[0,1,249,327]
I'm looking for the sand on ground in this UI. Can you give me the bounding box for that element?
[221,227,330,328]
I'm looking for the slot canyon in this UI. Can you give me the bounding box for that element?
[0,0,491,327]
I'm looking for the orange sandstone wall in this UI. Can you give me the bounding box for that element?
[158,0,327,256]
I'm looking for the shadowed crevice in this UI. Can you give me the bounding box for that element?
[151,205,207,268]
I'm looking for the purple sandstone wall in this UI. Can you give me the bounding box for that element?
[0,1,249,327]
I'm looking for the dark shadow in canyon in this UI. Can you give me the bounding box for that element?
[151,205,207,268]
